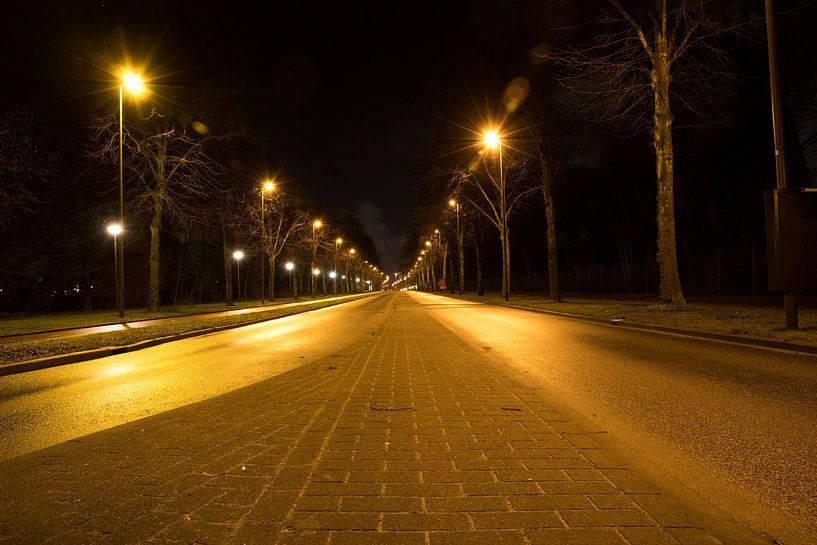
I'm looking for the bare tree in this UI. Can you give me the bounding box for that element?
[0,108,59,227]
[541,0,733,305]
[262,196,307,300]
[454,140,538,300]
[88,101,234,311]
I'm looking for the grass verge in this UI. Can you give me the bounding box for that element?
[448,293,817,346]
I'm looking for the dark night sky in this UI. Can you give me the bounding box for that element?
[2,0,537,275]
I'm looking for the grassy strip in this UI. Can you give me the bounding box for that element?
[449,293,817,346]
[0,296,370,365]
[0,299,294,336]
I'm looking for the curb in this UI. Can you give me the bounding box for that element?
[470,299,817,356]
[0,294,379,377]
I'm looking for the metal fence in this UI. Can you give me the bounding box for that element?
[471,245,772,296]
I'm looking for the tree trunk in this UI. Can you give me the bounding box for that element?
[653,46,685,306]
[268,255,276,301]
[542,176,560,301]
[148,198,163,311]
[474,229,484,296]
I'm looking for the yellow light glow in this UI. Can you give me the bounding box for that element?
[233,250,244,260]
[106,223,122,236]
[313,268,320,275]
[263,180,275,192]
[121,70,146,96]
[425,241,431,246]
[313,220,322,229]
[285,262,294,271]
[483,129,500,149]
[336,237,343,244]
[350,248,356,255]
[449,199,456,207]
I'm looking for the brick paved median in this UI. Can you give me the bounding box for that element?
[0,295,734,544]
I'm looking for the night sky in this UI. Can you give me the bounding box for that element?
[2,0,537,274]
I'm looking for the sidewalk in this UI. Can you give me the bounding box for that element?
[0,297,759,544]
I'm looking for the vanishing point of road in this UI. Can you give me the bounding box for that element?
[0,291,814,544]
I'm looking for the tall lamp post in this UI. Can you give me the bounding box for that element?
[334,237,343,294]
[483,129,508,300]
[348,248,356,293]
[449,199,464,295]
[260,180,275,304]
[116,70,146,319]
[311,220,322,298]
[285,261,296,299]
[233,250,244,301]
[106,223,123,315]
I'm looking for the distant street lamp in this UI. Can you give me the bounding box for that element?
[285,261,296,299]
[450,199,464,295]
[311,220,322,298]
[233,250,244,301]
[334,237,343,294]
[348,248,356,292]
[260,180,275,304]
[115,69,147,319]
[106,223,123,317]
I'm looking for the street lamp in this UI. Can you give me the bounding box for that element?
[311,220,322,298]
[260,180,275,304]
[334,237,343,294]
[348,248,356,292]
[233,250,244,301]
[450,199,463,295]
[115,69,147,319]
[285,261,296,299]
[106,223,123,317]
[483,128,508,300]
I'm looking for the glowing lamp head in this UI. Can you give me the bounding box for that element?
[425,241,431,247]
[449,199,456,207]
[313,220,322,229]
[106,223,122,236]
[336,237,343,244]
[313,268,320,276]
[483,129,500,149]
[285,262,294,271]
[263,180,275,192]
[121,71,146,96]
[232,250,244,260]
[329,271,337,279]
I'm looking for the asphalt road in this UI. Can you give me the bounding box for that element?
[0,294,389,460]
[1,291,815,544]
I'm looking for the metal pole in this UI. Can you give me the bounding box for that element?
[260,189,265,304]
[765,0,798,329]
[112,234,120,315]
[117,86,125,319]
[236,260,241,302]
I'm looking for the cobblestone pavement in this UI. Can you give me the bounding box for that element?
[0,295,755,544]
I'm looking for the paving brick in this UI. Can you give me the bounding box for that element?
[527,528,628,545]
[426,496,509,512]
[382,512,471,531]
[428,530,527,545]
[384,483,463,497]
[289,512,380,531]
[509,495,594,511]
[471,511,563,529]
[340,496,423,513]
[330,531,426,545]
[559,508,655,527]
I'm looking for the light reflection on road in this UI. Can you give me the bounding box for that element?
[0,294,387,461]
